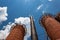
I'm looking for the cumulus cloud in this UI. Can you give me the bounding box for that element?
[37,4,43,11]
[0,17,31,40]
[15,17,31,40]
[0,22,15,40]
[0,7,8,23]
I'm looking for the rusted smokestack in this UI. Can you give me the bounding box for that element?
[30,16,38,40]
[6,24,25,40]
[40,15,60,40]
[55,13,60,22]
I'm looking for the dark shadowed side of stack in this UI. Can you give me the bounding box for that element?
[55,13,60,22]
[6,24,25,40]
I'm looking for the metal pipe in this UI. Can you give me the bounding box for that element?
[30,16,38,40]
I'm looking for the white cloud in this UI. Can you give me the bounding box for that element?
[0,17,31,40]
[0,23,15,40]
[0,7,8,23]
[42,11,45,14]
[15,17,31,40]
[37,4,43,11]
[48,0,52,1]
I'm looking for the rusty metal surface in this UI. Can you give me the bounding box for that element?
[6,24,25,40]
[40,15,60,40]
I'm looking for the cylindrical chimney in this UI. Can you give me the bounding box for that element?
[6,24,25,40]
[40,15,60,40]
[30,16,38,40]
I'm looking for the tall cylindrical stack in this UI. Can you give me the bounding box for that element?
[30,16,38,40]
[6,24,25,40]
[40,15,60,40]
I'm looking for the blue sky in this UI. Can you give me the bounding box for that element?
[0,0,60,40]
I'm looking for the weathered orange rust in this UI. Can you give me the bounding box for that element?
[6,24,25,40]
[40,15,60,40]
